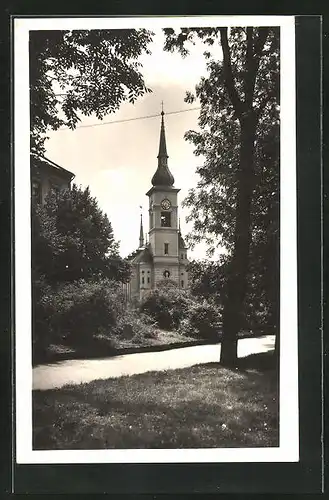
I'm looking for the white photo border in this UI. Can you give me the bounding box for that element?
[14,15,299,464]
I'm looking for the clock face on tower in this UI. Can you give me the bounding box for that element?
[161,198,171,210]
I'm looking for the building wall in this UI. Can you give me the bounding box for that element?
[38,171,71,203]
[150,229,179,257]
[127,256,189,301]
[31,156,74,205]
[139,263,152,294]
[153,263,179,285]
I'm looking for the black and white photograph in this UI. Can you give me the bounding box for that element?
[14,16,299,464]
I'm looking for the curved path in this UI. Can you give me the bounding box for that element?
[33,335,275,391]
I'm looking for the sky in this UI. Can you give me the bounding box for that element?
[44,29,223,260]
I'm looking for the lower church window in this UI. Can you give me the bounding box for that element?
[163,270,170,278]
[164,243,169,255]
[181,280,184,288]
[147,277,150,284]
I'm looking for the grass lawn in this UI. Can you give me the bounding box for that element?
[33,352,278,449]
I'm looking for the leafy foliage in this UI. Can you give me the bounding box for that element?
[179,300,221,342]
[113,308,157,343]
[156,278,179,289]
[140,288,192,330]
[165,28,280,256]
[140,285,222,342]
[187,258,228,305]
[164,27,280,364]
[32,277,123,362]
[30,29,153,153]
[32,184,131,284]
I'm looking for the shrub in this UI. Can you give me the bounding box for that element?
[179,301,221,342]
[140,288,191,330]
[32,278,125,360]
[112,308,157,345]
[53,279,125,345]
[156,278,179,289]
[32,275,58,360]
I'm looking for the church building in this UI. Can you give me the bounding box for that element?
[125,110,189,301]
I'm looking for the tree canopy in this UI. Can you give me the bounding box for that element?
[32,184,131,284]
[30,29,153,153]
[164,27,280,364]
[187,258,228,305]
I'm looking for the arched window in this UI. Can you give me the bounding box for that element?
[161,212,171,227]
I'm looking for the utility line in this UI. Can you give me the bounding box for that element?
[57,106,201,131]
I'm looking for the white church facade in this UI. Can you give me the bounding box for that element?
[124,111,189,301]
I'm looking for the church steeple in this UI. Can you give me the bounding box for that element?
[158,110,168,158]
[151,109,175,187]
[139,211,144,248]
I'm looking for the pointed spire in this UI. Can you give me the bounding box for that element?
[139,208,144,248]
[158,109,168,158]
[151,106,175,187]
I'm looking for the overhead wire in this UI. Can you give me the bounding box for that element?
[57,106,201,131]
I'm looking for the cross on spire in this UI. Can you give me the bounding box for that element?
[161,100,164,114]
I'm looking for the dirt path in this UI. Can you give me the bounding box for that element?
[33,335,275,391]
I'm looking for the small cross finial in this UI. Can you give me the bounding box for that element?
[161,100,164,115]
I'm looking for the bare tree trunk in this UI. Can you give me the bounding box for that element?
[220,115,256,366]
[219,27,268,367]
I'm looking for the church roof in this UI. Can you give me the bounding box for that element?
[178,231,187,249]
[31,154,75,180]
[128,245,153,264]
[151,111,175,187]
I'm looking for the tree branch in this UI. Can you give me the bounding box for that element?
[219,28,243,118]
[244,27,269,112]
[244,27,254,108]
[254,27,269,60]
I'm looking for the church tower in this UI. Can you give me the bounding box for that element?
[125,109,189,300]
[146,110,188,288]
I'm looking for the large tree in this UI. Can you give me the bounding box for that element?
[187,258,228,306]
[164,27,279,365]
[30,29,153,153]
[32,184,131,284]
